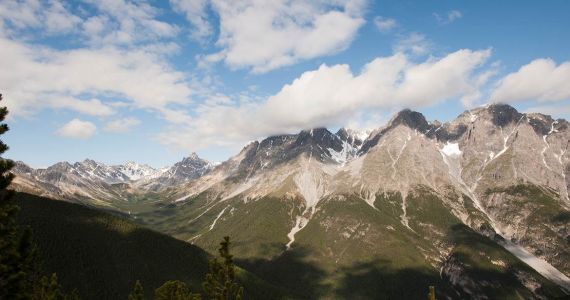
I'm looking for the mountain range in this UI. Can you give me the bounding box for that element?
[12,152,215,204]
[11,104,570,299]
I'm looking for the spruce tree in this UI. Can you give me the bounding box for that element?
[128,280,145,300]
[154,280,201,300]
[0,93,35,299]
[203,236,244,300]
[31,273,65,300]
[30,273,81,300]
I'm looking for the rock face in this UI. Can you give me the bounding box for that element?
[10,104,570,299]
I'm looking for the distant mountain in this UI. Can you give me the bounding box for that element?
[11,153,215,204]
[135,153,215,191]
[114,161,158,181]
[10,104,570,298]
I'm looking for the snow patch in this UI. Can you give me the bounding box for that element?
[117,162,158,180]
[441,143,461,157]
[327,140,357,165]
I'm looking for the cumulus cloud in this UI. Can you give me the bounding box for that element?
[81,0,179,46]
[48,97,115,117]
[170,0,212,42]
[0,37,192,119]
[393,33,432,56]
[0,0,81,35]
[434,10,462,25]
[374,16,397,33]
[0,0,179,47]
[490,58,570,103]
[203,0,367,73]
[104,117,141,133]
[56,119,97,139]
[160,49,492,150]
[526,104,570,117]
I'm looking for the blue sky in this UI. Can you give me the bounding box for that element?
[1,0,570,168]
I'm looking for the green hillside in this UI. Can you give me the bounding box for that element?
[14,192,290,300]
[139,188,569,299]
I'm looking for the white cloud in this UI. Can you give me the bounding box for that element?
[374,16,397,33]
[0,0,81,35]
[82,0,179,47]
[49,97,115,117]
[170,0,212,42]
[103,117,141,133]
[491,58,570,104]
[526,103,570,117]
[43,0,82,34]
[160,49,492,150]
[434,10,462,25]
[393,33,432,56]
[0,37,192,120]
[203,0,367,73]
[56,119,97,139]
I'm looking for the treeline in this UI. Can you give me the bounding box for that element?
[0,94,242,300]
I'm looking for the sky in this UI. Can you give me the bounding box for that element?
[1,0,570,168]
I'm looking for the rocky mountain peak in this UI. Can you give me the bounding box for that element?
[186,152,201,160]
[161,153,211,182]
[388,109,431,132]
[13,161,33,174]
[76,158,98,168]
[180,153,208,164]
[527,113,555,136]
[48,161,73,171]
[336,127,367,148]
[115,161,157,181]
[123,161,139,167]
[294,128,340,149]
[485,103,523,127]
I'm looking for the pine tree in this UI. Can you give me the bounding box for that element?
[203,236,244,300]
[128,280,145,300]
[30,273,81,300]
[0,93,36,299]
[154,280,201,300]
[31,273,65,300]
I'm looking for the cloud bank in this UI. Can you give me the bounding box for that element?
[0,37,191,120]
[160,49,493,150]
[201,0,367,73]
[491,58,570,104]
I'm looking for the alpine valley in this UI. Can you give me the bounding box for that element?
[11,104,570,299]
